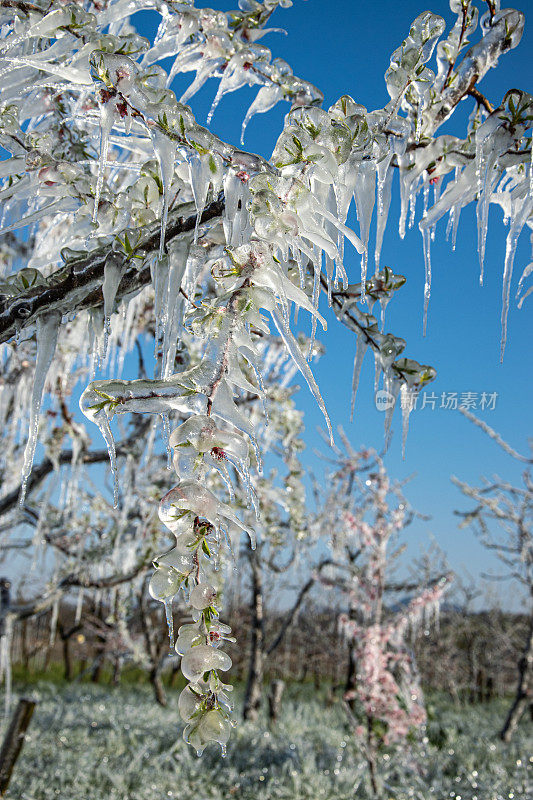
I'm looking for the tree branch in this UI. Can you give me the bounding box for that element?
[467,87,494,115]
[0,197,224,345]
[0,419,150,518]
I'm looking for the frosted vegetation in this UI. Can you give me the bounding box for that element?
[3,683,532,800]
[0,0,531,756]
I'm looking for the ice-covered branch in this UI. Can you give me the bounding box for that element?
[0,198,224,345]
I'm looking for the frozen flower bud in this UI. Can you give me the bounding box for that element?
[148,567,181,601]
[174,530,198,554]
[190,583,217,610]
[156,548,193,573]
[178,684,202,722]
[175,623,203,655]
[184,709,231,756]
[180,644,232,683]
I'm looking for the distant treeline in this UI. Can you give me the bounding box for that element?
[9,595,526,704]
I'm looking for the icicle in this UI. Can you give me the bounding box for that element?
[350,334,368,421]
[162,413,172,469]
[409,179,419,230]
[164,598,175,653]
[102,254,123,361]
[96,409,120,507]
[162,238,191,378]
[353,162,375,299]
[383,377,401,449]
[379,296,390,331]
[20,311,61,505]
[398,156,415,239]
[189,156,211,243]
[150,129,176,259]
[241,85,281,144]
[307,247,321,360]
[476,149,498,286]
[152,253,169,357]
[530,140,533,200]
[375,159,394,270]
[423,180,429,218]
[451,191,461,251]
[501,195,532,360]
[223,171,241,246]
[271,308,333,444]
[373,349,381,393]
[92,102,115,225]
[400,384,417,459]
[421,227,432,336]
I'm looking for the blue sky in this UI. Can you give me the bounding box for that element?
[134,0,533,601]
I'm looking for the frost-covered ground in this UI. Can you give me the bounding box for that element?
[3,683,531,800]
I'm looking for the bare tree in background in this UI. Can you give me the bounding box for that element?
[454,409,533,741]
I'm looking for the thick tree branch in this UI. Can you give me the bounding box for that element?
[10,560,150,622]
[0,197,224,345]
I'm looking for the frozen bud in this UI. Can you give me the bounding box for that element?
[207,621,234,648]
[170,415,215,450]
[175,623,203,655]
[184,709,231,756]
[156,548,193,573]
[180,644,232,683]
[178,685,202,722]
[190,583,217,610]
[148,567,181,601]
[174,531,198,554]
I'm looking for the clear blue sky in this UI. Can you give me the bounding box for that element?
[133,0,533,601]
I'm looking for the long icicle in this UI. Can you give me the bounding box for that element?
[20,311,61,505]
[421,227,432,336]
[92,102,115,226]
[350,334,368,422]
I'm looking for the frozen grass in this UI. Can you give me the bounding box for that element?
[2,682,531,799]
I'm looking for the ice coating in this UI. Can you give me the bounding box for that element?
[181,644,232,683]
[350,334,368,422]
[150,128,176,259]
[159,481,255,543]
[92,101,115,226]
[241,84,282,144]
[102,254,123,359]
[164,598,175,651]
[20,312,61,505]
[190,583,217,610]
[0,0,530,759]
[189,155,212,242]
[271,307,332,444]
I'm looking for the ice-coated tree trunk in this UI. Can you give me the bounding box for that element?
[500,613,533,742]
[242,546,265,722]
